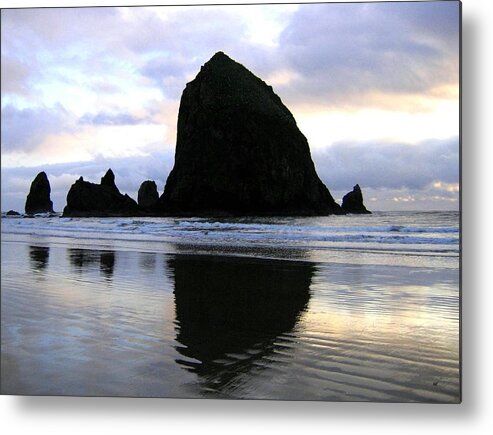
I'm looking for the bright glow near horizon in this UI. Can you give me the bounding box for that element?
[297,98,459,149]
[1,2,460,212]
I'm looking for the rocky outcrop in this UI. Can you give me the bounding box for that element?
[341,184,371,214]
[25,172,54,214]
[159,51,343,217]
[137,180,159,210]
[62,169,143,217]
[6,210,21,216]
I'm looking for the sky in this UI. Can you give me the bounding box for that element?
[1,1,460,212]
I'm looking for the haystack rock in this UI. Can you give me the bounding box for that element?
[25,171,54,215]
[62,169,142,217]
[341,184,371,214]
[138,180,159,210]
[159,51,343,216]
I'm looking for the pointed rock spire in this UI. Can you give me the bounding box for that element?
[100,168,119,193]
[341,184,371,214]
[25,171,54,214]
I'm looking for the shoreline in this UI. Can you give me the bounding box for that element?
[0,231,459,270]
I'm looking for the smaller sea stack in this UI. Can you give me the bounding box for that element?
[25,171,54,214]
[138,180,159,211]
[341,184,371,214]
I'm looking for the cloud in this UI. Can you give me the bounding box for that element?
[1,6,280,103]
[1,3,459,110]
[79,112,149,126]
[1,7,120,52]
[0,57,31,95]
[330,184,458,212]
[276,1,459,109]
[141,55,199,100]
[1,8,123,101]
[312,136,459,192]
[1,104,76,152]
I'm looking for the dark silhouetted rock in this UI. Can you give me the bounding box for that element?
[159,51,343,216]
[6,210,20,216]
[62,169,143,217]
[341,184,371,214]
[25,172,54,214]
[138,180,159,210]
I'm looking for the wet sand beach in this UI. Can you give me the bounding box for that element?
[1,228,459,401]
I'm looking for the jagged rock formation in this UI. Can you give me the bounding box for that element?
[138,180,159,210]
[25,171,54,214]
[341,184,371,214]
[62,169,142,217]
[6,210,20,216]
[159,51,343,216]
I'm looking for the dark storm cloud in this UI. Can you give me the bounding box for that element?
[276,1,459,107]
[313,137,459,192]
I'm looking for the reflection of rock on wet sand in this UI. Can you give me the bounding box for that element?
[68,248,115,280]
[99,251,115,279]
[29,245,50,271]
[168,254,313,393]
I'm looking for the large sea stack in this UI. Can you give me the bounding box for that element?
[159,51,343,216]
[62,169,142,217]
[341,184,371,214]
[25,171,54,214]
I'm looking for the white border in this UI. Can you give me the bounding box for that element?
[2,0,492,434]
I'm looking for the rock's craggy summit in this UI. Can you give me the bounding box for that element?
[25,171,54,215]
[159,52,343,216]
[341,184,371,214]
[62,169,142,217]
[100,168,120,192]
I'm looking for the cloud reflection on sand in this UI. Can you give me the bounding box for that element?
[1,241,459,401]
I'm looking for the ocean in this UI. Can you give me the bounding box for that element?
[0,211,460,401]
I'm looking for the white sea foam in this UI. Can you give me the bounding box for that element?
[1,211,460,261]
